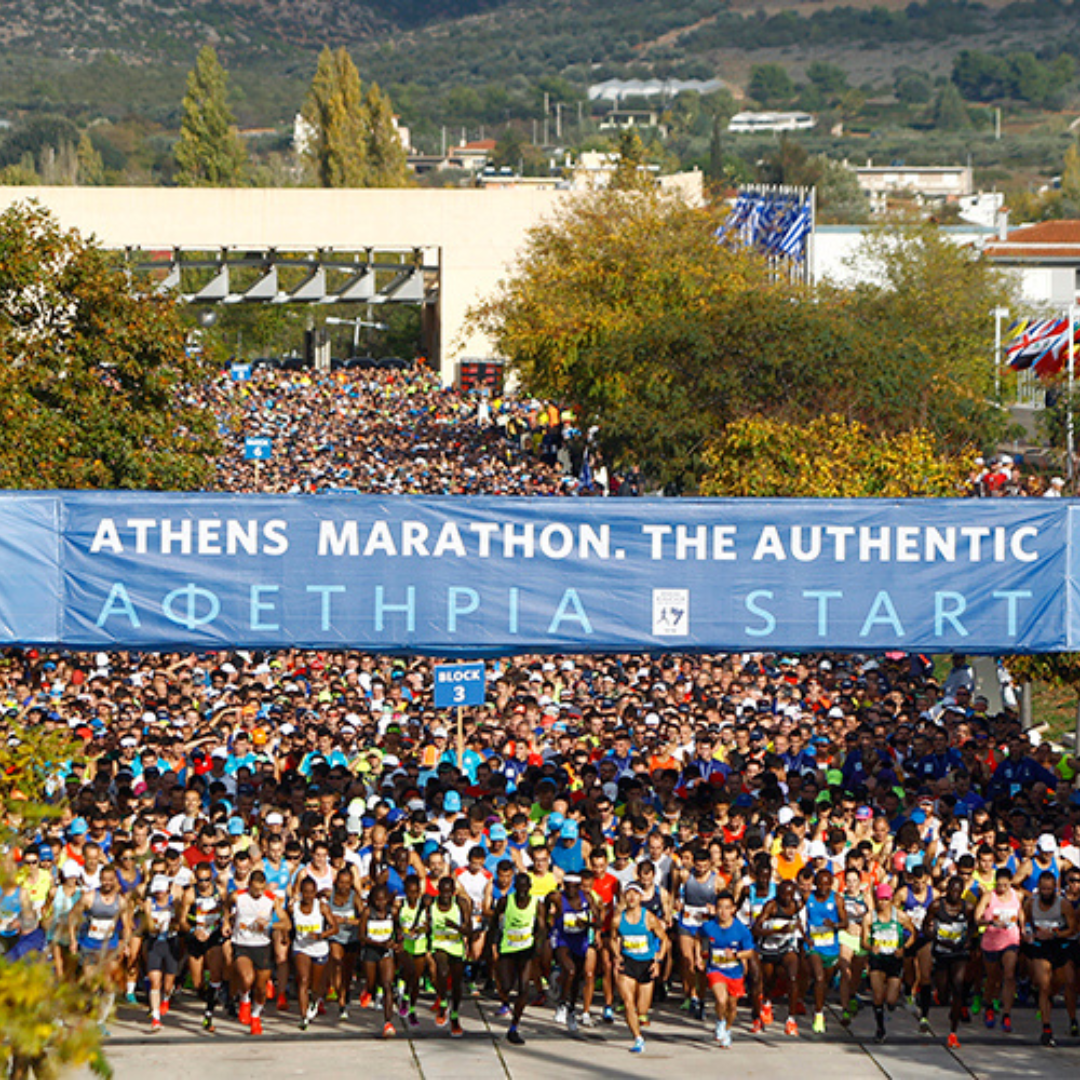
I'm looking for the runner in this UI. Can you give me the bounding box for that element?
[754,879,804,1036]
[360,883,399,1037]
[862,883,913,1044]
[975,867,1024,1033]
[674,847,717,1020]
[698,889,754,1049]
[430,875,472,1037]
[228,869,291,1036]
[612,881,668,1054]
[69,865,132,1035]
[1021,870,1077,1046]
[803,867,845,1034]
[551,873,599,1032]
[397,873,431,1027]
[837,865,870,1027]
[495,871,544,1046]
[143,875,181,1031]
[925,874,974,1048]
[327,867,362,1021]
[179,863,227,1032]
[292,874,339,1030]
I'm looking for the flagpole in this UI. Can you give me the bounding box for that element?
[1070,303,1077,488]
[993,307,1004,403]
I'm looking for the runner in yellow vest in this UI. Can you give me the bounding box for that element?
[494,872,546,1046]
[429,876,472,1038]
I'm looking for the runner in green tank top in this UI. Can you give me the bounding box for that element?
[862,883,914,1044]
[494,872,546,1046]
[430,876,472,1038]
[397,875,431,1028]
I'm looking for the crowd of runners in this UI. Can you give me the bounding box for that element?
[3,367,1080,1057]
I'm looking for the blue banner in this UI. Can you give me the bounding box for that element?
[0,492,1073,654]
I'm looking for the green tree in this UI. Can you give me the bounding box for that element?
[701,415,969,497]
[0,202,218,488]
[748,64,794,107]
[1005,655,1080,749]
[609,130,652,191]
[0,717,109,1080]
[845,222,1015,451]
[173,46,247,187]
[1063,139,1080,209]
[931,82,971,130]
[363,82,409,187]
[806,61,849,99]
[301,47,367,188]
[76,132,105,186]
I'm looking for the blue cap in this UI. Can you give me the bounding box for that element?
[547,812,566,832]
[227,816,246,836]
[386,808,404,825]
[560,820,579,840]
[489,823,508,842]
[68,818,88,837]
[443,791,462,813]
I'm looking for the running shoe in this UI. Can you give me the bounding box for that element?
[873,1028,886,1044]
[793,1000,807,1016]
[579,1011,596,1027]
[1002,1014,1012,1034]
[971,994,982,1015]
[567,1012,578,1034]
[640,1013,650,1027]
[761,1000,774,1026]
[306,1001,318,1023]
[690,999,704,1021]
[839,1008,853,1027]
[1070,1019,1079,1038]
[554,1004,567,1025]
[507,1027,525,1045]
[276,993,288,1011]
[150,1018,162,1033]
[203,1014,215,1034]
[812,1013,825,1034]
[602,1005,615,1024]
[299,1018,310,1032]
[750,1018,764,1034]
[339,1005,349,1022]
[238,1000,252,1026]
[317,999,326,1017]
[534,991,547,1008]
[398,999,409,1019]
[450,1017,464,1039]
[984,1006,996,1029]
[384,1021,396,1039]
[947,1032,960,1050]
[960,1006,971,1023]
[124,992,137,1005]
[714,1020,726,1043]
[496,1004,510,1019]
[160,999,170,1017]
[266,980,275,999]
[435,1006,448,1027]
[359,991,373,1009]
[408,1009,420,1028]
[785,1018,798,1037]
[721,1030,733,1049]
[919,1017,931,1036]
[630,1036,645,1054]
[250,1017,263,1036]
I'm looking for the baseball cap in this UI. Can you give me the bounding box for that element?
[875,883,894,900]
[489,823,508,842]
[443,791,462,814]
[560,820,579,840]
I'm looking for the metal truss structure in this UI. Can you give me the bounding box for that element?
[126,247,440,307]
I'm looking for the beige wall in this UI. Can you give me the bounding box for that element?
[0,186,571,381]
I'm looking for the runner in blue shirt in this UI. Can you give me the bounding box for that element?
[698,890,756,1048]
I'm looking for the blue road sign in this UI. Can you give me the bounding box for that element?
[230,363,252,382]
[243,437,273,461]
[433,662,486,708]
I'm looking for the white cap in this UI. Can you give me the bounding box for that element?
[264,812,284,827]
[432,727,449,739]
[807,840,828,860]
[1037,834,1058,853]
[61,862,82,881]
[778,807,795,826]
[150,875,170,893]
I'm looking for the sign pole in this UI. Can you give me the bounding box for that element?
[457,705,464,772]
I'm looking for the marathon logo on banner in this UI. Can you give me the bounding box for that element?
[0,493,1078,654]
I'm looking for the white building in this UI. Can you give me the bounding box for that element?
[728,111,815,134]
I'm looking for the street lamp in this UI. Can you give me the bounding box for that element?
[325,315,389,353]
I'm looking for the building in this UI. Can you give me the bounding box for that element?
[588,78,726,103]
[855,164,974,213]
[727,112,815,134]
[983,219,1080,307]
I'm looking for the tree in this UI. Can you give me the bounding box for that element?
[173,46,247,187]
[76,132,105,186]
[748,64,794,108]
[609,130,652,192]
[930,82,971,130]
[0,201,218,488]
[700,415,969,497]
[0,719,109,1080]
[301,47,367,188]
[1005,655,1080,749]
[806,61,849,99]
[1062,139,1080,210]
[363,82,409,188]
[844,222,1015,452]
